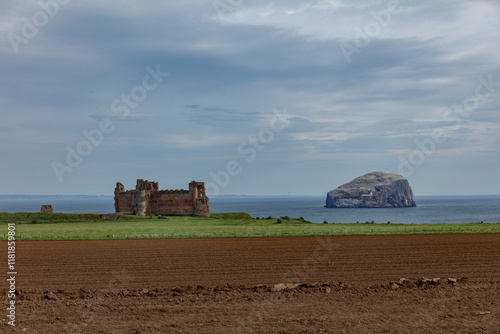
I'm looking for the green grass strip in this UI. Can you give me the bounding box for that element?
[0,212,498,240]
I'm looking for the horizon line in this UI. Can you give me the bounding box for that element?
[0,194,499,197]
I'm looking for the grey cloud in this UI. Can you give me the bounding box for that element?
[88,114,148,122]
[0,0,498,195]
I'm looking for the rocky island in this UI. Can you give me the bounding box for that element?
[325,172,416,208]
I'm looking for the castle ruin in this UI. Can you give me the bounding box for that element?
[40,205,53,213]
[114,179,210,217]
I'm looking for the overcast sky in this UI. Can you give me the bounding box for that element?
[1,0,499,196]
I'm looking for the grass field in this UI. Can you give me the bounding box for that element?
[0,212,499,240]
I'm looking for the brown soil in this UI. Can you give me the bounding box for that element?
[2,234,500,333]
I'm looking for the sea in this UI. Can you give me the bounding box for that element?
[1,195,499,224]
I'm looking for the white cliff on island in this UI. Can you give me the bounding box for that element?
[326,172,417,208]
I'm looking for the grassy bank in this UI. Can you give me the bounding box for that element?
[0,212,499,240]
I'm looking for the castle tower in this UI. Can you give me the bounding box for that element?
[189,181,210,217]
[114,182,125,212]
[131,190,147,216]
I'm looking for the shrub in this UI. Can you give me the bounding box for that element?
[323,221,328,224]
[277,219,282,224]
[210,212,253,219]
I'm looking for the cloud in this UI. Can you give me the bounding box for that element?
[183,104,237,112]
[88,114,148,122]
[183,104,201,109]
[161,133,242,149]
[211,0,499,43]
[182,104,262,128]
[0,0,499,195]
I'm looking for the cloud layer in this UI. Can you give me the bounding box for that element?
[1,0,499,195]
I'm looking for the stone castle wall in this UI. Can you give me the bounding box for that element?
[40,205,53,213]
[114,179,209,217]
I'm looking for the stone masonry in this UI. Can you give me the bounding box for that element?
[40,205,53,213]
[114,179,210,217]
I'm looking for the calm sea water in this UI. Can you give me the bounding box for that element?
[0,195,499,224]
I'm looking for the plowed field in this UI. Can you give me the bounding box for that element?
[2,234,500,333]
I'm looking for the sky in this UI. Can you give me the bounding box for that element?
[1,0,499,196]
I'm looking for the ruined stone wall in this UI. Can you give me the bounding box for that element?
[114,180,210,217]
[148,191,194,216]
[40,205,53,213]
[136,179,159,191]
[131,190,147,216]
[114,183,125,212]
[117,192,134,214]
